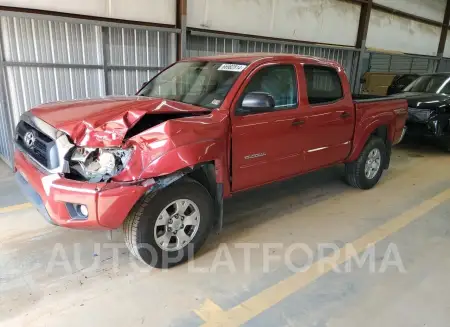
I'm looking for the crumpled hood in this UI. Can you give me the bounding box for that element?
[30,96,210,147]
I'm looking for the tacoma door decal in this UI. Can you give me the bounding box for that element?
[244,153,267,160]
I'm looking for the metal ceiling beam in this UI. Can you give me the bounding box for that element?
[372,3,442,28]
[338,0,369,4]
[338,0,443,28]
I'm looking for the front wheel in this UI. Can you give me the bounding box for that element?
[344,136,387,190]
[123,177,214,268]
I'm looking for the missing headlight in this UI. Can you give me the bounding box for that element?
[68,147,132,182]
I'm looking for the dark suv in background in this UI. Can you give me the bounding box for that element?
[400,73,450,149]
[386,74,419,95]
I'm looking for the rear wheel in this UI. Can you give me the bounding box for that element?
[345,136,386,190]
[123,177,214,268]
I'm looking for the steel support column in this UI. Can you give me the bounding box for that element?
[176,0,187,59]
[437,0,450,71]
[353,0,373,93]
[101,26,110,95]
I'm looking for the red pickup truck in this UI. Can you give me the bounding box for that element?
[14,54,407,268]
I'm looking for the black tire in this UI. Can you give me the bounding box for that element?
[123,177,214,268]
[344,136,387,190]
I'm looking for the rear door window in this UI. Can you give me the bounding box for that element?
[304,65,343,105]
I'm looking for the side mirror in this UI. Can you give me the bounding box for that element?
[239,92,275,114]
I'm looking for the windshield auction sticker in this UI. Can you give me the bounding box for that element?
[217,64,247,72]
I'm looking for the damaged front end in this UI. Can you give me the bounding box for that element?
[406,108,450,140]
[21,98,213,184]
[16,97,225,222]
[67,147,133,183]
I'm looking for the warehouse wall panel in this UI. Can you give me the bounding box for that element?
[0,94,13,165]
[0,0,176,25]
[187,33,357,82]
[108,69,158,96]
[107,0,175,25]
[1,17,103,64]
[6,67,104,123]
[0,13,176,165]
[187,0,360,46]
[0,0,107,19]
[374,0,446,23]
[438,59,450,72]
[1,16,105,126]
[108,27,170,68]
[368,53,437,74]
[107,26,170,95]
[443,33,450,58]
[187,34,284,57]
[366,10,440,56]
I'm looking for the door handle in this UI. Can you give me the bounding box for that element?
[292,119,305,126]
[340,112,351,119]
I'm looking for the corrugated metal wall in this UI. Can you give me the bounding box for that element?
[187,33,357,81]
[1,17,105,124]
[107,27,171,95]
[437,58,450,72]
[5,14,443,167]
[368,53,437,74]
[0,13,176,166]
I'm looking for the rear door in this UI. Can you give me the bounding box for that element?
[300,65,355,172]
[231,63,303,191]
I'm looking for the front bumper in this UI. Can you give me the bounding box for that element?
[405,120,448,139]
[404,108,449,141]
[14,150,147,230]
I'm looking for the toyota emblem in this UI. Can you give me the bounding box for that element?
[23,131,36,148]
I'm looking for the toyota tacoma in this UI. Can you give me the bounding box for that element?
[14,54,407,268]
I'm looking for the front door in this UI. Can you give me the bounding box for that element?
[231,63,303,191]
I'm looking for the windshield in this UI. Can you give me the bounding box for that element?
[137,61,247,109]
[403,75,450,94]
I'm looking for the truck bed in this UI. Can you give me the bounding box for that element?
[352,94,395,103]
[351,95,408,155]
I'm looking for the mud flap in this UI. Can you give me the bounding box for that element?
[145,171,187,194]
[214,183,224,234]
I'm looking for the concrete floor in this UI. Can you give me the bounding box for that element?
[1,143,450,327]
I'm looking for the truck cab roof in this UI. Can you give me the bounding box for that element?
[181,52,343,69]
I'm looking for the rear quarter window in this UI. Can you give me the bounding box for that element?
[304,65,343,105]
